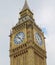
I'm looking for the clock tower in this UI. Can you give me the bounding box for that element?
[9,0,47,65]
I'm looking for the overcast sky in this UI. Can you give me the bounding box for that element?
[0,0,55,65]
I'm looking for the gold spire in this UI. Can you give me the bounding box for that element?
[19,0,33,18]
[21,0,30,11]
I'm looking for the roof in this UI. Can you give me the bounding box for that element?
[21,0,30,11]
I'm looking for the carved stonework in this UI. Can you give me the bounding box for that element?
[9,0,47,65]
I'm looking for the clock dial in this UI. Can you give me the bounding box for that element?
[14,32,25,44]
[35,33,42,45]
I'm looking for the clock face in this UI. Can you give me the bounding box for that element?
[35,33,42,45]
[14,32,25,44]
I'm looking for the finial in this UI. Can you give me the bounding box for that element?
[21,0,30,11]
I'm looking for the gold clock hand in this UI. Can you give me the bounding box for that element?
[17,36,23,42]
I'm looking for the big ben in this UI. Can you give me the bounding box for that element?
[9,0,47,65]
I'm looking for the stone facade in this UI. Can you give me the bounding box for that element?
[9,0,47,65]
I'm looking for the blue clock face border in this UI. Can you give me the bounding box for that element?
[14,32,25,44]
[35,32,42,46]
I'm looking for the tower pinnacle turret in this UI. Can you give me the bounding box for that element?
[19,0,33,16]
[22,0,30,11]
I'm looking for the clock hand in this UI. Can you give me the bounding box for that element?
[17,36,23,42]
[16,36,20,39]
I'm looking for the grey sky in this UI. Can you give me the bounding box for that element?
[0,0,55,65]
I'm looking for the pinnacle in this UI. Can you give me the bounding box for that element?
[21,0,30,11]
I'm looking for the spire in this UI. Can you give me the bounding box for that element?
[21,0,30,11]
[19,0,33,18]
